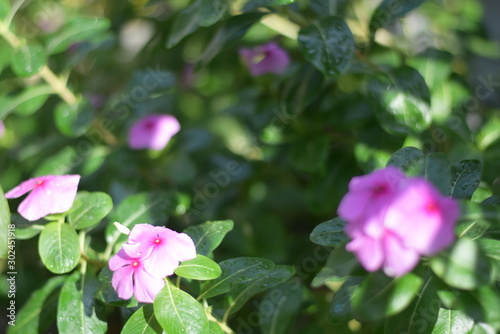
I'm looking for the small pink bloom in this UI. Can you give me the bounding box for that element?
[109,248,165,303]
[338,167,459,277]
[123,224,196,278]
[5,175,80,221]
[128,114,180,150]
[239,42,290,77]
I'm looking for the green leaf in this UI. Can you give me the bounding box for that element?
[10,43,47,77]
[368,66,432,135]
[431,309,474,334]
[54,99,94,137]
[199,0,229,27]
[57,271,107,333]
[184,220,234,256]
[38,222,80,274]
[311,244,357,287]
[298,16,355,77]
[386,146,424,170]
[0,0,9,20]
[260,280,303,334]
[174,254,222,280]
[405,153,452,195]
[209,321,225,334]
[290,134,329,173]
[478,238,500,280]
[0,85,53,119]
[352,272,423,321]
[243,0,296,11]
[467,323,497,334]
[449,160,482,199]
[0,184,10,258]
[8,276,66,334]
[199,257,275,299]
[0,39,13,74]
[329,276,364,324]
[167,1,201,48]
[68,192,113,230]
[310,217,348,247]
[430,238,491,290]
[384,273,440,334]
[154,281,208,334]
[369,0,427,36]
[121,305,162,334]
[46,17,111,54]
[225,265,296,315]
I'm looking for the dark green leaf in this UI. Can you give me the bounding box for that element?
[329,276,364,324]
[54,99,94,137]
[478,238,500,280]
[122,305,162,334]
[405,153,451,195]
[298,16,355,77]
[432,308,474,334]
[290,134,329,173]
[243,0,296,11]
[312,243,357,287]
[260,280,303,334]
[199,257,275,299]
[184,220,234,256]
[154,281,208,334]
[0,85,52,119]
[46,17,111,54]
[310,217,348,247]
[449,160,482,199]
[10,43,47,77]
[369,0,427,36]
[199,0,229,27]
[352,272,423,321]
[0,184,10,258]
[8,276,66,334]
[38,222,80,274]
[68,192,113,230]
[167,2,201,48]
[57,271,107,333]
[430,238,491,290]
[386,146,424,170]
[174,254,222,280]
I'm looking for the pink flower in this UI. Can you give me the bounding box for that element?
[239,42,290,77]
[122,224,196,278]
[5,175,81,221]
[109,248,165,303]
[128,114,180,150]
[338,168,459,277]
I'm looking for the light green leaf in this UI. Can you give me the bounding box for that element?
[68,192,113,230]
[10,43,47,77]
[184,220,234,256]
[54,99,94,137]
[38,222,80,274]
[121,305,162,334]
[174,254,222,280]
[431,309,474,334]
[311,244,357,287]
[0,184,10,258]
[0,85,53,119]
[167,1,201,48]
[199,0,229,27]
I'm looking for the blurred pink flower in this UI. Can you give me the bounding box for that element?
[0,121,4,138]
[128,114,180,150]
[109,248,165,303]
[338,167,459,277]
[5,175,81,221]
[123,224,196,278]
[239,42,290,76]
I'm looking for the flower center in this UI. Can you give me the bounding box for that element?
[426,201,438,212]
[373,184,387,195]
[132,261,139,267]
[154,238,161,244]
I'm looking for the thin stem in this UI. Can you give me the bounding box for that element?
[5,0,26,29]
[206,312,234,334]
[39,66,77,105]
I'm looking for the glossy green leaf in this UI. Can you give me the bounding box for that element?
[68,191,113,230]
[386,146,424,170]
[46,17,111,54]
[352,272,423,321]
[38,222,80,274]
[184,220,234,256]
[260,280,303,334]
[449,160,482,199]
[7,276,66,334]
[368,66,432,135]
[209,321,225,334]
[430,238,491,290]
[0,39,13,74]
[369,0,427,36]
[10,43,47,77]
[467,323,497,334]
[310,217,348,247]
[431,309,474,334]
[167,1,201,48]
[311,243,357,287]
[384,274,440,334]
[405,153,451,195]
[174,254,222,280]
[0,184,9,258]
[154,281,208,334]
[0,85,52,119]
[290,134,329,173]
[199,0,229,27]
[329,276,364,324]
[57,271,107,333]
[54,99,94,137]
[121,305,162,334]
[199,257,275,299]
[225,265,295,315]
[298,16,355,77]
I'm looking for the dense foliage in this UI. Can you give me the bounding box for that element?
[1,0,500,333]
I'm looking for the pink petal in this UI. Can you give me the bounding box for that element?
[128,114,180,150]
[109,248,135,271]
[163,232,197,262]
[382,233,420,277]
[346,235,383,272]
[5,176,46,198]
[239,42,290,77]
[133,268,165,303]
[111,265,135,300]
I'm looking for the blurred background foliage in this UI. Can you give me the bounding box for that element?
[1,0,500,332]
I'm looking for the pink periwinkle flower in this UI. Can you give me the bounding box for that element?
[109,224,196,303]
[239,42,290,77]
[128,114,180,150]
[5,175,81,221]
[338,167,459,277]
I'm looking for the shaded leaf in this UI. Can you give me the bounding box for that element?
[449,160,482,199]
[38,222,80,274]
[10,43,47,77]
[369,0,427,36]
[329,276,364,324]
[310,217,348,247]
[184,220,234,256]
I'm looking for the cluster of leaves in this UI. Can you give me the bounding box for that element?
[1,0,500,333]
